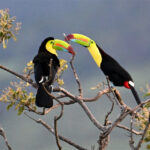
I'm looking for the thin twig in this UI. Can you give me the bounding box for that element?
[0,65,37,88]
[77,98,106,131]
[104,99,114,126]
[63,33,69,42]
[135,112,150,150]
[0,127,12,150]
[45,100,74,114]
[45,88,110,115]
[24,113,88,150]
[113,88,124,105]
[48,58,63,150]
[106,76,120,107]
[42,85,64,150]
[129,115,135,150]
[104,99,150,138]
[107,121,142,135]
[64,32,83,97]
[70,55,83,97]
[82,88,110,102]
[54,87,106,131]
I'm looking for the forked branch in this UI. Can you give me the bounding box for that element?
[24,113,88,150]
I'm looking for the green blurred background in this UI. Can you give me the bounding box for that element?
[0,0,150,149]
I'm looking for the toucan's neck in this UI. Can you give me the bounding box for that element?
[96,44,108,57]
[38,47,48,53]
[87,42,102,67]
[38,45,58,59]
[38,42,48,53]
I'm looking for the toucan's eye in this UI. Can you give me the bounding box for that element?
[90,40,94,44]
[50,41,54,44]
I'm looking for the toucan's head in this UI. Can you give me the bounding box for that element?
[65,33,95,48]
[39,37,75,56]
[65,33,102,67]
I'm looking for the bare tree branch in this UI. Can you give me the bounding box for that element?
[42,85,64,150]
[82,88,110,102]
[24,113,88,150]
[104,99,114,126]
[104,100,150,139]
[0,65,37,88]
[54,85,106,131]
[1,61,150,150]
[45,88,110,115]
[107,121,142,135]
[106,76,120,107]
[129,115,135,150]
[0,127,12,150]
[70,55,83,97]
[135,112,150,150]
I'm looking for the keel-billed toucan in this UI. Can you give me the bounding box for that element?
[65,33,141,105]
[33,37,75,108]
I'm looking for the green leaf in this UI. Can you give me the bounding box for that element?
[6,102,14,111]
[144,137,150,142]
[0,32,3,37]
[146,144,150,149]
[144,102,150,108]
[17,106,24,115]
[144,93,150,98]
[2,38,7,48]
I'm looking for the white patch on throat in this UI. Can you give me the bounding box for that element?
[129,81,134,87]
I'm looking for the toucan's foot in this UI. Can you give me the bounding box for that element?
[110,83,114,89]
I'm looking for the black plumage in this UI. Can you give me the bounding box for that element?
[66,33,141,105]
[96,44,141,105]
[33,37,60,108]
[97,45,132,86]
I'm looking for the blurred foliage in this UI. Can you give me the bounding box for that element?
[135,107,150,149]
[55,59,68,86]
[140,84,150,98]
[23,60,34,80]
[0,59,68,115]
[0,61,36,115]
[0,9,68,114]
[0,8,21,48]
[0,81,36,115]
[136,84,150,149]
[91,82,103,90]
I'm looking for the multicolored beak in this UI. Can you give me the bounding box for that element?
[53,39,75,55]
[65,33,102,68]
[65,33,91,47]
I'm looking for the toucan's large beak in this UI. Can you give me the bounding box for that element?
[65,33,91,47]
[65,33,102,68]
[53,39,75,55]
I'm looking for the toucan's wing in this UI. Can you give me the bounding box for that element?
[34,62,43,84]
[101,55,133,86]
[47,62,58,85]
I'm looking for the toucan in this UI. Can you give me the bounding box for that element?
[33,37,75,108]
[65,33,141,105]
